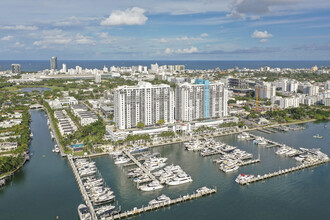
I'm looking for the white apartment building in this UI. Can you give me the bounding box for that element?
[114,82,174,129]
[300,83,319,96]
[175,80,228,122]
[324,81,330,90]
[279,97,300,109]
[255,82,276,99]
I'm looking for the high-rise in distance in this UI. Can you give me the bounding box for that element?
[50,56,57,70]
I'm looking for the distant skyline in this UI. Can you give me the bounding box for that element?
[0,0,330,60]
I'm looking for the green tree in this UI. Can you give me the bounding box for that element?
[137,122,145,129]
[157,119,165,125]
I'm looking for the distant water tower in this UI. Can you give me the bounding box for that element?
[50,56,57,70]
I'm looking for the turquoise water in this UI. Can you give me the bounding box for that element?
[0,110,329,219]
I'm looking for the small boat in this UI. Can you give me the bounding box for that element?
[53,145,60,153]
[77,204,92,220]
[313,134,323,139]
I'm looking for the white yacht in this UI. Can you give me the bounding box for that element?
[146,162,166,171]
[166,174,193,186]
[220,164,239,173]
[196,186,210,194]
[114,157,130,165]
[92,195,116,206]
[140,180,164,191]
[221,145,237,152]
[95,204,116,216]
[237,132,250,139]
[148,194,171,206]
[133,175,151,183]
[235,174,254,183]
[275,147,290,156]
[253,137,268,145]
[78,204,92,220]
[54,145,60,153]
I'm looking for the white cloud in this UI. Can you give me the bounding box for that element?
[99,32,114,44]
[1,35,14,41]
[0,25,38,31]
[226,10,246,20]
[249,15,261,20]
[158,38,169,43]
[156,34,207,43]
[13,42,24,48]
[101,7,148,26]
[259,38,268,43]
[54,16,80,26]
[164,46,198,54]
[165,48,173,54]
[33,29,95,48]
[33,30,72,47]
[252,30,273,38]
[75,34,96,45]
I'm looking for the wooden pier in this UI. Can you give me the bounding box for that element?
[105,188,217,220]
[239,159,330,185]
[68,157,97,220]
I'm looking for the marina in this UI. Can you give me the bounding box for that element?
[0,110,329,220]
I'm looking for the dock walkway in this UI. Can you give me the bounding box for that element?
[106,188,217,220]
[238,159,261,166]
[68,157,97,220]
[122,150,157,182]
[239,159,330,185]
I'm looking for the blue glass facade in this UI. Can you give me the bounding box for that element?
[195,79,210,119]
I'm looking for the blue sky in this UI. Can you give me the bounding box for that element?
[0,0,330,60]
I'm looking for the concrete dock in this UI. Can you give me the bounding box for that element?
[122,150,157,182]
[68,157,97,220]
[105,188,217,220]
[239,159,330,185]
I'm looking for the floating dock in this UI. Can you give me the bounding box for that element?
[105,188,217,220]
[239,159,330,185]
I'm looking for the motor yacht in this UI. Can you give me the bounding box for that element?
[78,204,92,220]
[148,194,171,206]
[140,180,163,191]
[166,174,193,186]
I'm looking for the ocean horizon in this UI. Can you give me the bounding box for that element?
[0,60,330,72]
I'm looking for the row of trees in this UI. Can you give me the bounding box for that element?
[0,156,24,175]
[265,107,330,123]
